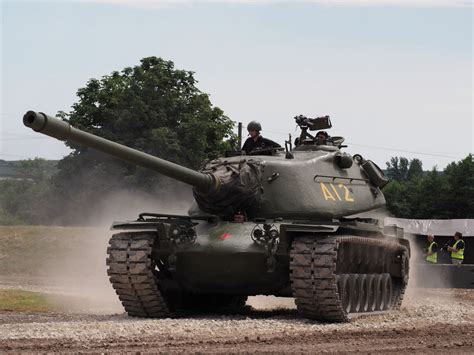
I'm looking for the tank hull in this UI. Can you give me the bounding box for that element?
[107,215,410,321]
[171,223,286,294]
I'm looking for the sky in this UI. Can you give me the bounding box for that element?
[1,0,472,170]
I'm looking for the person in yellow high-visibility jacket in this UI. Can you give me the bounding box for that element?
[424,234,438,264]
[447,231,465,265]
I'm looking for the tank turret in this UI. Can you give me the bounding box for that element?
[23,111,388,220]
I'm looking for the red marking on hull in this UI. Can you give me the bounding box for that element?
[219,233,232,240]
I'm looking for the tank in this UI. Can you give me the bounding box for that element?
[23,111,410,322]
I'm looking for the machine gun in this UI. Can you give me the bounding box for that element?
[294,114,332,131]
[294,114,349,148]
[294,115,332,146]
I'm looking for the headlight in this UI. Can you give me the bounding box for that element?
[170,227,180,237]
[253,228,263,239]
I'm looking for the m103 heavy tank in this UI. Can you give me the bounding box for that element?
[23,111,410,322]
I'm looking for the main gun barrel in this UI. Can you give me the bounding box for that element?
[23,111,216,192]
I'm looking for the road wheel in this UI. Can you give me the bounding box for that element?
[337,274,351,313]
[366,274,377,312]
[381,274,393,310]
[357,274,369,312]
[349,274,361,313]
[374,274,384,311]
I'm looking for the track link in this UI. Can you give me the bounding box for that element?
[106,231,171,318]
[290,235,408,322]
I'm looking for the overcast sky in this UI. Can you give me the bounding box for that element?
[1,0,472,170]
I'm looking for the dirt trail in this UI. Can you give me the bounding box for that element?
[0,281,472,353]
[0,226,473,353]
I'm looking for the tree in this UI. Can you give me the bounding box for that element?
[62,57,233,166]
[384,154,474,219]
[406,158,423,181]
[413,168,451,219]
[385,157,409,181]
[48,57,235,223]
[383,180,412,217]
[442,154,474,218]
[386,157,422,182]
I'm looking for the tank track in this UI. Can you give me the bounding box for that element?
[106,232,248,317]
[290,235,409,322]
[106,231,172,318]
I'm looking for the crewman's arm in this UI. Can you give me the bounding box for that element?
[262,138,281,148]
[241,138,252,153]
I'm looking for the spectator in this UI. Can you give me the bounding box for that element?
[424,234,438,264]
[447,231,465,265]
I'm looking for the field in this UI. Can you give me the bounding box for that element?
[0,226,472,353]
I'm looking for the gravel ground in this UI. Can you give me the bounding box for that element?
[0,280,472,353]
[0,226,472,353]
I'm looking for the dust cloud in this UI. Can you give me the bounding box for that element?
[355,211,457,305]
[41,183,300,313]
[404,233,456,307]
[40,186,193,314]
[84,184,193,226]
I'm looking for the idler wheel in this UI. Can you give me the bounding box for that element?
[337,274,351,313]
[374,274,384,311]
[349,274,361,313]
[381,273,393,310]
[357,274,369,313]
[366,274,377,312]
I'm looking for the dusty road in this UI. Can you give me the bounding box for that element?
[0,284,473,353]
[0,226,473,353]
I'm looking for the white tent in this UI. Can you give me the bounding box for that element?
[384,218,474,236]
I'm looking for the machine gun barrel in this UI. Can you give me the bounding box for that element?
[23,111,216,192]
[294,115,332,131]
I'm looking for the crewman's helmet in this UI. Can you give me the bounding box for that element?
[247,121,262,132]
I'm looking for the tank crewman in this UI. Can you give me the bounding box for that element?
[447,231,465,265]
[315,131,329,145]
[423,234,438,264]
[241,121,281,154]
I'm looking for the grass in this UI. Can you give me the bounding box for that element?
[0,225,109,276]
[0,289,55,312]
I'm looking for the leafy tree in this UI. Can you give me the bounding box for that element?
[384,154,473,218]
[62,57,233,168]
[442,154,474,218]
[385,157,409,181]
[412,168,451,219]
[386,157,422,182]
[46,57,235,223]
[406,158,423,181]
[383,180,412,217]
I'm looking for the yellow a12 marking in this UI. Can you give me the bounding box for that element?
[319,182,355,202]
